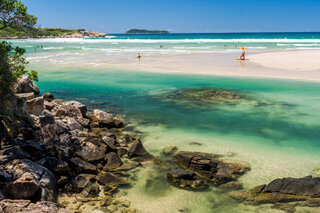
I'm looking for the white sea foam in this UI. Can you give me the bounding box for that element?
[43,47,64,50]
[13,38,320,44]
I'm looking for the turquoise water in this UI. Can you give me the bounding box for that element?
[34,67,320,212]
[12,34,320,212]
[6,32,320,55]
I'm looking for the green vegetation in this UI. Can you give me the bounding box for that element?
[0,24,84,38]
[126,29,170,34]
[0,0,38,113]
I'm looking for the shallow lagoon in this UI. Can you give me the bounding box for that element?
[34,66,320,212]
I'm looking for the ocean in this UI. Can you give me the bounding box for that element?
[5,33,320,212]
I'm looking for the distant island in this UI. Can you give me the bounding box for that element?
[126,29,170,34]
[0,25,108,39]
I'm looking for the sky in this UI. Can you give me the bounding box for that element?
[24,0,320,33]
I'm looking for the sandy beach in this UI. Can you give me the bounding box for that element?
[28,49,320,81]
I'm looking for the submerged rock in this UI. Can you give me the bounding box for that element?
[128,139,148,158]
[162,146,178,156]
[174,151,250,184]
[167,167,208,189]
[230,176,320,206]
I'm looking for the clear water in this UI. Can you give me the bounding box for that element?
[5,32,320,56]
[8,34,320,212]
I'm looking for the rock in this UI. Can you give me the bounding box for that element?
[44,100,56,110]
[55,105,83,119]
[167,167,208,189]
[102,136,116,150]
[78,118,90,128]
[76,142,105,162]
[262,176,320,196]
[4,159,58,202]
[5,173,40,199]
[70,157,97,174]
[162,146,178,156]
[96,172,129,186]
[15,92,34,101]
[43,92,54,101]
[66,117,83,131]
[104,152,123,171]
[1,146,31,160]
[37,157,69,176]
[0,199,70,213]
[127,139,148,158]
[80,182,100,197]
[39,110,55,127]
[174,151,249,184]
[67,174,95,193]
[57,176,69,188]
[220,181,243,190]
[230,176,320,206]
[271,203,296,213]
[55,120,68,134]
[14,75,40,95]
[63,101,87,117]
[40,124,60,155]
[92,109,122,128]
[26,96,44,116]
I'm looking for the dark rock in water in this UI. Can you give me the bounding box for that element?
[104,152,123,171]
[39,110,55,127]
[262,175,320,196]
[5,173,40,199]
[0,199,70,213]
[70,157,97,174]
[43,92,54,101]
[37,157,69,176]
[75,142,105,162]
[229,176,320,206]
[4,159,58,202]
[14,75,40,95]
[80,182,100,197]
[220,181,243,190]
[167,167,208,189]
[63,101,87,117]
[174,151,249,184]
[96,172,129,186]
[26,96,44,116]
[271,203,296,213]
[162,146,178,156]
[128,139,148,158]
[67,174,95,193]
[102,136,116,150]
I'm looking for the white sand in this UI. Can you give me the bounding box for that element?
[28,49,320,81]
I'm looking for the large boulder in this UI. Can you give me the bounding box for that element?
[174,151,250,184]
[75,142,105,162]
[230,176,320,206]
[92,109,123,128]
[39,110,55,127]
[26,96,44,116]
[0,199,70,213]
[70,157,97,174]
[55,105,83,119]
[167,167,208,189]
[127,139,148,158]
[63,101,87,117]
[4,159,58,202]
[37,157,70,176]
[104,152,123,171]
[14,75,40,95]
[15,92,34,101]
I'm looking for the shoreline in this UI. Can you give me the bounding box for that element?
[26,49,320,82]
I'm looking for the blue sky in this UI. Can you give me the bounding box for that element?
[24,0,320,33]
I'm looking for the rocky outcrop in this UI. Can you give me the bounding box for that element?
[0,80,145,212]
[230,176,320,206]
[14,76,40,95]
[167,151,250,190]
[0,199,69,213]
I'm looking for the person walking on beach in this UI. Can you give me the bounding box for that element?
[137,53,141,60]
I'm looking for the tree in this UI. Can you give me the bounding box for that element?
[0,0,38,114]
[0,0,37,30]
